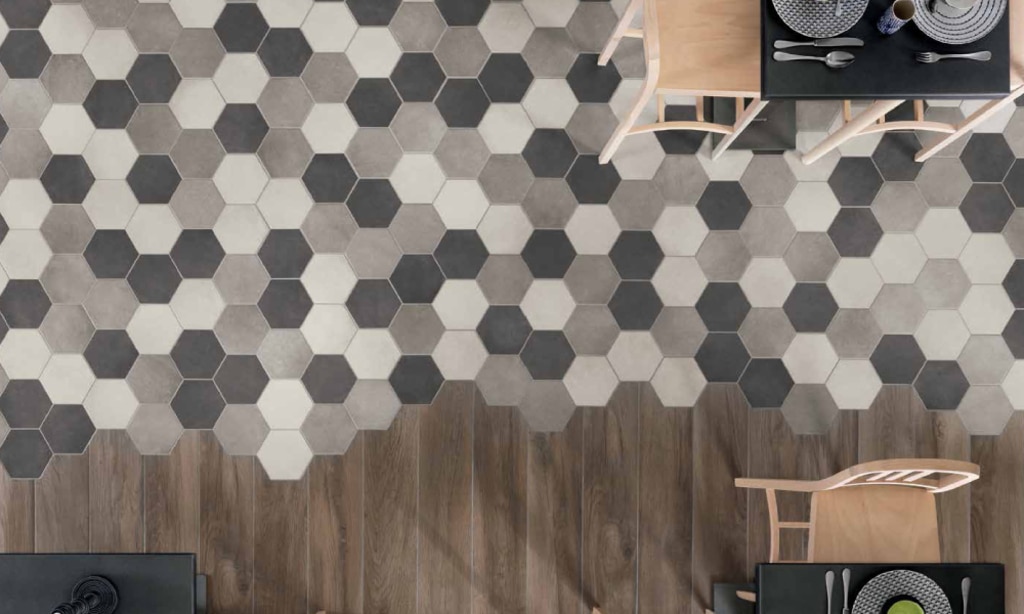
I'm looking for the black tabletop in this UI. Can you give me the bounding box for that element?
[757,563,1004,614]
[761,0,1010,99]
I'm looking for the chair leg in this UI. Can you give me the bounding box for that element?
[711,98,768,160]
[599,78,656,164]
[915,86,1024,162]
[801,100,903,164]
[598,0,643,66]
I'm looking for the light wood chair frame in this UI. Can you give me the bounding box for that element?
[598,0,768,164]
[598,0,644,67]
[735,458,980,563]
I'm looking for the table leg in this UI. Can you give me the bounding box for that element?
[801,100,904,165]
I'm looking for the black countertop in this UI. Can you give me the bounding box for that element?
[757,563,1004,614]
[761,0,1010,99]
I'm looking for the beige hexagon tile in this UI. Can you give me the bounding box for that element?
[782,333,838,384]
[825,359,881,410]
[128,404,184,455]
[651,358,706,407]
[914,310,971,360]
[563,356,619,406]
[344,380,402,430]
[258,430,314,480]
[215,404,271,455]
[432,331,488,380]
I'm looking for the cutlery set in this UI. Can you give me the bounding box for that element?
[773,37,991,67]
[821,569,971,614]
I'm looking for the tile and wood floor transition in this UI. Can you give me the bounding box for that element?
[2,381,1021,614]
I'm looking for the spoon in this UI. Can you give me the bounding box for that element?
[773,50,856,68]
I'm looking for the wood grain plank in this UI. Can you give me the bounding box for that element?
[527,410,583,614]
[199,431,254,614]
[582,383,639,614]
[419,383,473,614]
[472,398,528,614]
[858,386,972,561]
[308,438,363,614]
[0,467,32,552]
[746,410,857,569]
[254,464,308,614]
[89,430,143,552]
[638,384,692,614]
[692,384,748,614]
[364,407,418,614]
[145,430,200,553]
[971,413,1024,614]
[35,454,88,552]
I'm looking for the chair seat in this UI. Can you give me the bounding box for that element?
[808,486,941,563]
[654,0,761,95]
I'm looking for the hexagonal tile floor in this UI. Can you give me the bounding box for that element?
[0,0,1022,480]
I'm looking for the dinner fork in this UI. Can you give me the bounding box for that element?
[915,51,992,62]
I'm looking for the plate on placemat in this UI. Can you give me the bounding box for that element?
[912,0,1006,44]
[771,0,869,38]
[851,570,952,614]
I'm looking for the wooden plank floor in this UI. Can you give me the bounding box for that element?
[4,382,1023,614]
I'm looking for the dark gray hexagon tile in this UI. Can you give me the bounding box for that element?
[739,358,793,409]
[0,430,51,479]
[0,379,51,428]
[828,157,883,206]
[914,360,970,410]
[41,404,95,454]
[171,379,225,429]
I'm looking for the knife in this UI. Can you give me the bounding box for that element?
[774,38,865,49]
[842,568,850,614]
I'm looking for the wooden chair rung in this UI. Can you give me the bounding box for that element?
[778,521,810,529]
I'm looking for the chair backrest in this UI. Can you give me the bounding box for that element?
[736,459,979,563]
[735,458,980,495]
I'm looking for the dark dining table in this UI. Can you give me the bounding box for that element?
[757,563,1004,614]
[761,0,1011,99]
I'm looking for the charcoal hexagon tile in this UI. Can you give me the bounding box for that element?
[171,329,225,378]
[389,255,444,305]
[0,279,51,329]
[608,280,663,331]
[827,208,883,257]
[827,157,883,206]
[608,231,663,281]
[739,358,793,409]
[41,404,95,454]
[696,182,752,231]
[1004,159,1024,207]
[960,133,1014,182]
[346,178,401,228]
[171,379,224,429]
[648,357,705,407]
[389,355,443,404]
[258,279,313,329]
[0,430,52,479]
[257,28,312,77]
[959,183,1014,233]
[214,104,269,154]
[783,283,839,333]
[520,229,576,280]
[520,330,575,380]
[433,230,489,280]
[302,154,356,203]
[566,155,620,205]
[346,78,401,128]
[0,379,51,428]
[127,155,181,204]
[694,283,750,333]
[0,30,52,78]
[85,329,139,378]
[127,255,181,304]
[694,332,750,382]
[126,54,182,104]
[171,230,225,279]
[870,334,926,384]
[214,3,269,52]
[300,354,356,404]
[258,229,312,279]
[914,360,970,410]
[343,279,399,328]
[871,132,923,181]
[83,80,139,129]
[41,155,95,205]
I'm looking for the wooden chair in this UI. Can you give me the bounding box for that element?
[598,0,767,164]
[736,459,979,564]
[598,0,644,67]
[804,0,1024,164]
[914,0,1024,161]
